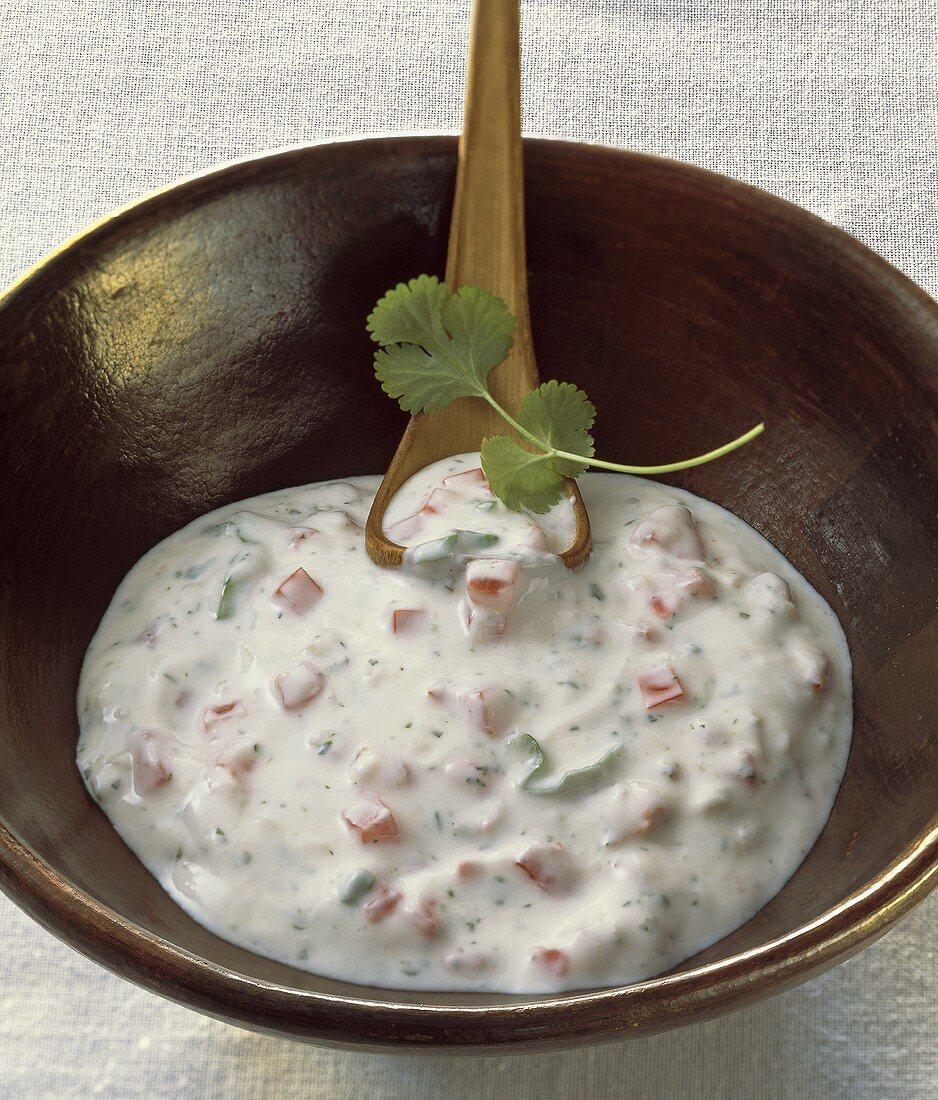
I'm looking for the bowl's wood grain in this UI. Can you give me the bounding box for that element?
[0,137,935,1050]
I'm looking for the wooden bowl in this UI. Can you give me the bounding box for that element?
[0,137,934,1052]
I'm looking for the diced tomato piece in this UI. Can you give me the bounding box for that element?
[130,729,172,795]
[681,567,714,599]
[289,526,320,548]
[650,568,713,619]
[515,841,579,897]
[523,525,552,552]
[215,737,258,779]
[793,646,831,691]
[407,898,440,938]
[200,699,247,735]
[272,568,323,615]
[465,559,519,611]
[421,487,458,514]
[342,799,400,842]
[273,661,324,711]
[629,621,657,642]
[464,606,507,641]
[811,659,831,692]
[634,805,670,837]
[363,885,401,923]
[532,947,570,977]
[638,666,685,709]
[349,747,410,787]
[746,572,795,615]
[631,505,704,561]
[385,513,423,543]
[649,591,680,619]
[460,687,501,736]
[390,608,427,635]
[441,467,491,493]
[456,859,484,882]
[464,609,503,641]
[426,681,452,705]
[430,682,511,735]
[464,560,520,640]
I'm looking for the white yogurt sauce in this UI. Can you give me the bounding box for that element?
[77,453,852,993]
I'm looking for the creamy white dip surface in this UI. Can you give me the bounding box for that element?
[77,454,852,993]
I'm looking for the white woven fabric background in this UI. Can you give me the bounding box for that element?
[0,1,935,1097]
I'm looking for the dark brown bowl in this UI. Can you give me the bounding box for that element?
[0,136,935,1052]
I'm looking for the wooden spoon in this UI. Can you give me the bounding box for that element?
[364,0,591,570]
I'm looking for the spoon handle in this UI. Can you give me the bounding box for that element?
[366,0,534,533]
[447,0,540,406]
[365,0,590,570]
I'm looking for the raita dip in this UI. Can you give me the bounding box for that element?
[77,453,852,993]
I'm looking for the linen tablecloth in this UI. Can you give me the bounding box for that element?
[0,2,935,1096]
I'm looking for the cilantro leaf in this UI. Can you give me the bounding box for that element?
[366,274,449,346]
[480,436,567,513]
[515,381,596,477]
[372,344,466,415]
[368,276,515,415]
[442,285,515,382]
[481,384,595,510]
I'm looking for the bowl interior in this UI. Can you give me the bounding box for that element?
[0,137,935,1035]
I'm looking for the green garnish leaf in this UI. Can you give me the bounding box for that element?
[368,276,765,513]
[515,381,595,477]
[482,383,595,512]
[369,276,515,414]
[510,732,620,796]
[365,273,449,346]
[442,284,517,375]
[480,436,566,514]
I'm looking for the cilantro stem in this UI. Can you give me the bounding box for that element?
[483,391,764,477]
[480,391,545,450]
[565,421,765,475]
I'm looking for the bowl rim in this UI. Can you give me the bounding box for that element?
[0,134,936,1049]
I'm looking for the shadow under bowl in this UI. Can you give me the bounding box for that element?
[0,136,935,1052]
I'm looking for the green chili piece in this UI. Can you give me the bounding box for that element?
[340,868,376,905]
[510,733,620,796]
